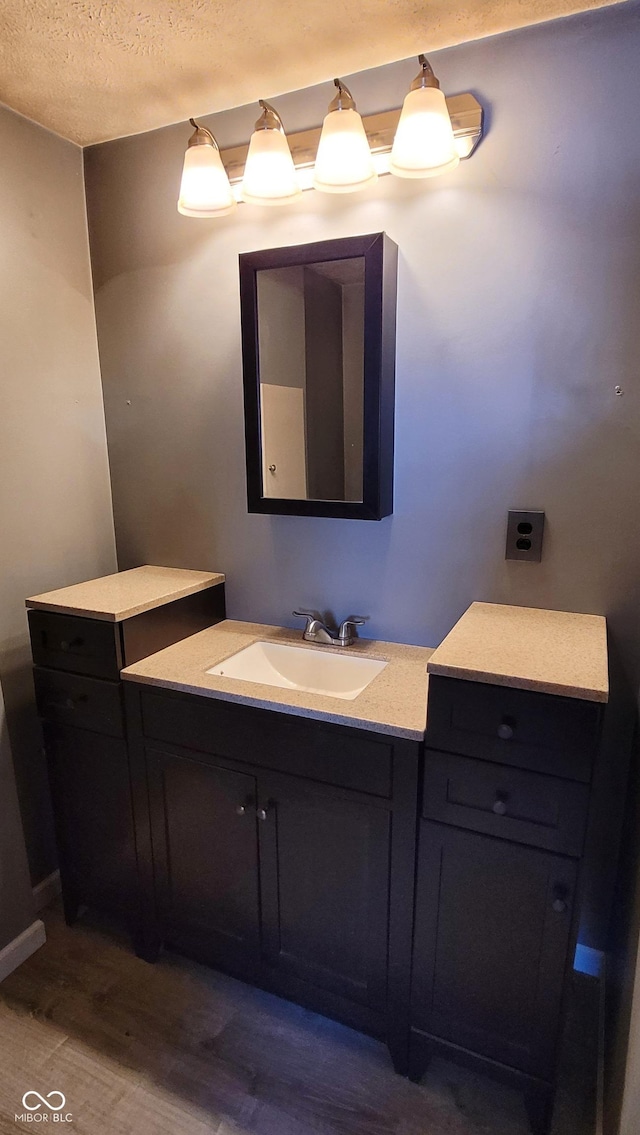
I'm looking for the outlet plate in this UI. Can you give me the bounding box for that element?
[506,510,545,562]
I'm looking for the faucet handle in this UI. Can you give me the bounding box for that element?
[293,610,316,631]
[338,617,366,645]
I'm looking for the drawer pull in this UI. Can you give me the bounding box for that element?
[60,637,85,652]
[492,792,509,816]
[497,719,515,741]
[43,693,89,713]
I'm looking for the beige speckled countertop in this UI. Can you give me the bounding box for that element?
[427,602,608,702]
[26,565,225,622]
[121,620,434,740]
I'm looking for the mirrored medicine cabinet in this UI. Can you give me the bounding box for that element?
[239,232,397,520]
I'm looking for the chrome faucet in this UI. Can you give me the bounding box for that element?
[293,611,365,648]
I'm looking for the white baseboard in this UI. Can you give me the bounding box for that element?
[0,920,46,984]
[32,869,61,912]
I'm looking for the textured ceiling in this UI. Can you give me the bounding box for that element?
[0,0,626,145]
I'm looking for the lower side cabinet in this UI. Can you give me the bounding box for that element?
[410,821,578,1132]
[44,723,139,925]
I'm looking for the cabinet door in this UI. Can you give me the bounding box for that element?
[146,747,260,975]
[44,724,137,916]
[412,822,577,1079]
[258,772,391,1010]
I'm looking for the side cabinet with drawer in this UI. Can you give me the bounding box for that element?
[28,584,226,940]
[410,675,603,1135]
[124,683,422,1073]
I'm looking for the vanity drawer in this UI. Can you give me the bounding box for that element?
[34,667,125,738]
[426,676,600,782]
[29,610,122,680]
[138,689,393,798]
[422,750,590,856]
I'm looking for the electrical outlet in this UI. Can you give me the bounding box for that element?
[506,510,545,562]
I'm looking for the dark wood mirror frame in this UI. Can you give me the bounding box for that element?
[239,232,398,521]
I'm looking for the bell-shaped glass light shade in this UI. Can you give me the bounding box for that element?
[313,108,377,194]
[390,86,459,178]
[241,128,301,206]
[178,143,236,217]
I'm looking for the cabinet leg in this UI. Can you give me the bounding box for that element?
[132,927,162,964]
[61,890,80,927]
[387,1032,410,1077]
[524,1083,555,1135]
[407,1037,431,1084]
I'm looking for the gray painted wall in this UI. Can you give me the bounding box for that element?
[257,266,306,390]
[0,103,117,885]
[85,2,640,949]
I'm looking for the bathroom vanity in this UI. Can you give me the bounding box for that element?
[121,621,432,1070]
[26,577,609,1135]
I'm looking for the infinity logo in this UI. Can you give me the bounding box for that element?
[22,1092,66,1112]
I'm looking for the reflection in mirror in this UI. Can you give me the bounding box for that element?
[257,258,365,503]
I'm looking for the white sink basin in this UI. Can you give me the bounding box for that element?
[207,641,387,701]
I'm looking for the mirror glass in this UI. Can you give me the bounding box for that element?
[256,257,365,503]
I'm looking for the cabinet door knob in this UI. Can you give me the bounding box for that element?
[497,720,515,741]
[257,807,268,821]
[235,804,246,816]
[552,885,569,914]
[492,794,508,816]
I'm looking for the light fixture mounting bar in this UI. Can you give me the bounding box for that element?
[219,93,482,185]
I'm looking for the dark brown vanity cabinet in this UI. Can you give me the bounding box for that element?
[29,610,135,928]
[29,591,605,1130]
[27,585,225,934]
[124,685,421,1068]
[145,751,390,1012]
[411,675,602,1134]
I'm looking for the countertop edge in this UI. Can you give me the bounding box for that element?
[121,670,426,741]
[426,661,609,703]
[25,575,225,623]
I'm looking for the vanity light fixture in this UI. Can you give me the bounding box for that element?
[241,100,302,206]
[312,79,377,194]
[177,119,236,217]
[178,59,484,216]
[389,54,459,178]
